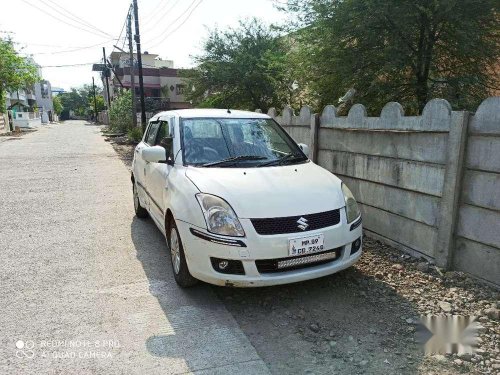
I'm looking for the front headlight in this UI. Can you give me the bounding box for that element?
[196,193,245,237]
[342,183,360,224]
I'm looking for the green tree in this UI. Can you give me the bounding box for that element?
[59,85,104,118]
[282,0,500,113]
[181,19,295,112]
[109,90,132,133]
[0,38,40,111]
[52,95,63,115]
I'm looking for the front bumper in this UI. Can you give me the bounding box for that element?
[176,209,362,287]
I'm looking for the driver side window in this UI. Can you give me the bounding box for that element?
[155,120,173,158]
[145,122,160,145]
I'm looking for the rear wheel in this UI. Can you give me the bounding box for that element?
[133,182,148,219]
[168,221,198,288]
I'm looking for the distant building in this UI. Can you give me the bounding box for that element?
[106,51,191,112]
[5,60,55,123]
[51,87,66,96]
[34,80,53,123]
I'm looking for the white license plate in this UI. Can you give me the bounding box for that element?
[288,234,325,256]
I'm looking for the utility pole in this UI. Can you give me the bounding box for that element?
[132,0,147,131]
[92,77,98,123]
[102,47,111,109]
[127,7,137,128]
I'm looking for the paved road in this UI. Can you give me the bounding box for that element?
[0,122,269,374]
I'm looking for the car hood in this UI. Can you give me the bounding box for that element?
[185,162,345,218]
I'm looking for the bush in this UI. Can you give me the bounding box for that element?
[109,91,133,133]
[127,127,143,143]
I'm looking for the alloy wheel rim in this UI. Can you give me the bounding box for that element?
[170,228,181,274]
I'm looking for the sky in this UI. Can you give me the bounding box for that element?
[0,0,288,90]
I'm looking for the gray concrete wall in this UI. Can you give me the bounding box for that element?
[0,113,8,134]
[453,97,500,285]
[264,97,500,286]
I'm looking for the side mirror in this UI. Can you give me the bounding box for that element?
[298,143,310,157]
[142,146,167,163]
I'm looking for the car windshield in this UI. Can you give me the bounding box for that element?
[180,117,307,167]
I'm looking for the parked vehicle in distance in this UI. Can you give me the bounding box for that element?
[132,109,362,287]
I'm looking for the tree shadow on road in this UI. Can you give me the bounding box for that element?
[212,263,426,375]
[129,217,268,374]
[130,216,429,374]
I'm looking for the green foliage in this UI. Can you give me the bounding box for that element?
[0,38,40,111]
[281,0,500,113]
[109,90,133,133]
[180,19,297,112]
[127,127,143,143]
[52,96,63,115]
[94,95,106,112]
[58,85,105,118]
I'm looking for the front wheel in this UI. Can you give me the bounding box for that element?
[168,221,198,288]
[133,182,148,219]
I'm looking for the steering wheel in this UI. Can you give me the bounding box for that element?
[184,139,220,163]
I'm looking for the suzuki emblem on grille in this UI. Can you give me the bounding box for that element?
[297,217,309,230]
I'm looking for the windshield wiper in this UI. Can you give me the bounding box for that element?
[202,155,267,167]
[258,153,306,167]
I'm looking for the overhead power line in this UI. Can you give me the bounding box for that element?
[141,0,181,34]
[43,0,114,37]
[146,0,203,49]
[20,0,112,39]
[111,8,130,55]
[37,0,112,38]
[13,40,109,49]
[41,62,97,68]
[27,39,116,55]
[141,0,170,25]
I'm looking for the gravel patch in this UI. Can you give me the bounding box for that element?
[213,237,499,375]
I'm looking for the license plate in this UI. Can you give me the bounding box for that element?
[288,234,325,256]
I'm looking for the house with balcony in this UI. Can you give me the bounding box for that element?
[5,59,55,125]
[106,51,191,113]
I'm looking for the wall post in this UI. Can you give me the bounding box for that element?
[309,113,320,163]
[435,111,470,268]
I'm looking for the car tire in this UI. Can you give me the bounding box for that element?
[133,182,148,219]
[167,221,198,288]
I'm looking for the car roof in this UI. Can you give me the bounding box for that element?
[151,108,271,121]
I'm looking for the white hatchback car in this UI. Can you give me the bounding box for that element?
[132,109,362,287]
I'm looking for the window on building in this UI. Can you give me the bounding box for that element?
[41,82,49,98]
[175,84,185,95]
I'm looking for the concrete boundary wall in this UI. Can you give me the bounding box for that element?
[263,97,500,285]
[0,113,8,134]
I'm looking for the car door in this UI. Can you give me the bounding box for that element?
[145,117,175,223]
[135,120,161,211]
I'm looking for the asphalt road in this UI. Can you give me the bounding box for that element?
[0,121,269,374]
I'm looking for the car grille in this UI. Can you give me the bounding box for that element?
[255,247,343,273]
[250,209,341,235]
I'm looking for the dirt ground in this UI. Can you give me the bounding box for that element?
[214,238,499,375]
[110,136,499,375]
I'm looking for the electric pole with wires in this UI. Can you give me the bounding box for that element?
[127,6,138,128]
[92,77,98,123]
[102,47,111,109]
[132,0,147,132]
